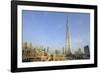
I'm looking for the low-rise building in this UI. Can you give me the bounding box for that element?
[22,42,65,62]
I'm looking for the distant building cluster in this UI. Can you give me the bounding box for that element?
[22,42,90,62]
[71,45,90,60]
[22,42,65,62]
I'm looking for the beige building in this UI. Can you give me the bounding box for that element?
[22,42,65,62]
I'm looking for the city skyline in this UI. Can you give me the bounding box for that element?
[22,10,90,53]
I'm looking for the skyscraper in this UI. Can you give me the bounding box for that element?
[65,17,72,57]
[84,45,90,59]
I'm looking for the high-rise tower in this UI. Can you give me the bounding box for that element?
[65,17,72,56]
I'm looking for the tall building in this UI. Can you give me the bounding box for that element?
[47,47,49,52]
[84,45,90,59]
[65,17,72,56]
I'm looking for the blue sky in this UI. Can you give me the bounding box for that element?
[22,10,90,52]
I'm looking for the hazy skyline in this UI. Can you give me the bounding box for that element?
[22,10,90,52]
